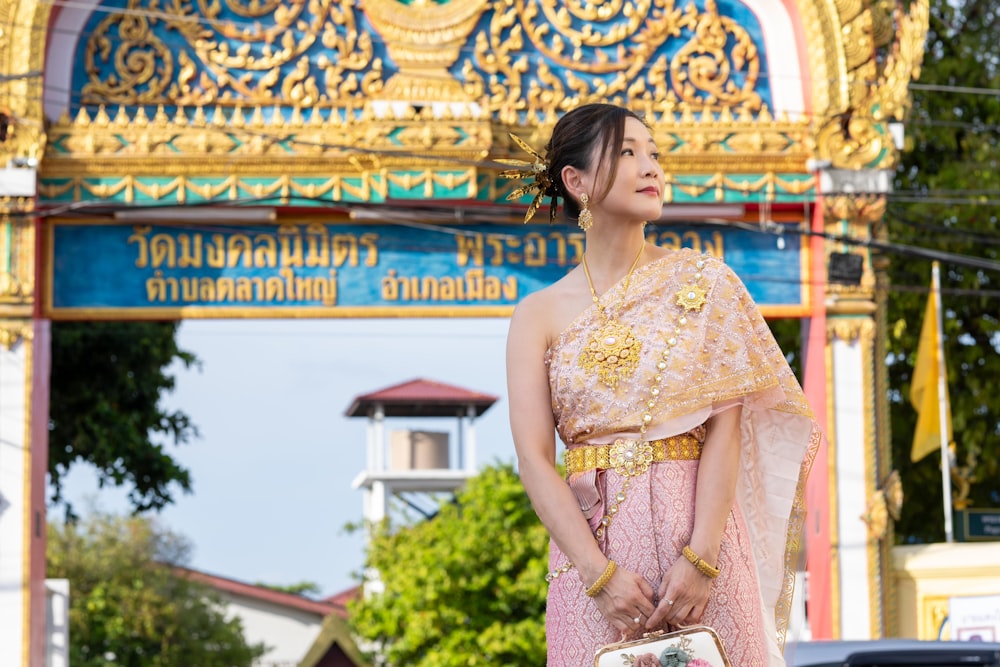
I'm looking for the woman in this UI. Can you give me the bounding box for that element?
[505,103,820,666]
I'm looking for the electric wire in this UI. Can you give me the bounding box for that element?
[689,218,1000,275]
[24,193,1000,283]
[909,83,1000,98]
[884,210,1000,247]
[12,80,1000,208]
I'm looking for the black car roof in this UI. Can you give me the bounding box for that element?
[786,639,1000,667]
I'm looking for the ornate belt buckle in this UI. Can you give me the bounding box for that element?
[608,438,654,477]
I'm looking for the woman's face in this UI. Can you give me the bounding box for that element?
[588,116,665,225]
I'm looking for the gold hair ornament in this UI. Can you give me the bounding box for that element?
[497,133,558,224]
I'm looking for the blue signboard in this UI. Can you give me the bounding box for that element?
[45,220,808,319]
[956,509,1000,542]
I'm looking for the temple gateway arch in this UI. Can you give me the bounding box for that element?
[0,0,931,662]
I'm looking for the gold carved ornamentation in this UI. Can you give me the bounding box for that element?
[858,301,883,636]
[825,194,887,226]
[827,316,874,343]
[37,0,826,201]
[870,0,930,124]
[42,102,816,204]
[797,0,842,115]
[475,0,763,119]
[0,319,32,349]
[363,0,490,103]
[883,469,903,520]
[73,0,778,118]
[822,194,884,300]
[81,0,378,107]
[815,109,888,170]
[48,103,813,163]
[861,489,889,540]
[0,205,36,311]
[950,446,978,511]
[0,0,51,165]
[861,470,903,541]
[43,104,492,173]
[813,0,929,170]
[927,598,948,640]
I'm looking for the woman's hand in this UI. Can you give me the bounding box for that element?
[643,406,739,631]
[645,557,712,630]
[591,564,657,635]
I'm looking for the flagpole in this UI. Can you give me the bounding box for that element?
[932,261,955,543]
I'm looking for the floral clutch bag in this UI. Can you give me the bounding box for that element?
[593,625,731,667]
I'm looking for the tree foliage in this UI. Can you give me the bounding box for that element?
[349,463,548,666]
[886,0,1000,541]
[47,512,266,667]
[256,581,323,597]
[48,321,199,515]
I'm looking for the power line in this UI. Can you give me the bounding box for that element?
[909,83,1000,98]
[0,71,42,83]
[891,283,1000,298]
[688,219,1000,275]
[886,194,1000,206]
[884,210,1000,247]
[31,195,1000,279]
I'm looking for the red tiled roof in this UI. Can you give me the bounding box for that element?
[324,586,361,618]
[344,378,499,418]
[175,567,339,617]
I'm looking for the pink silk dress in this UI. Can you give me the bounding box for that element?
[544,249,821,667]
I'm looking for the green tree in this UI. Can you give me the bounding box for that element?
[349,463,548,666]
[256,581,323,597]
[886,0,1000,541]
[48,321,199,515]
[47,512,266,667]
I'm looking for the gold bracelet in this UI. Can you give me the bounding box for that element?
[682,545,720,579]
[585,559,617,597]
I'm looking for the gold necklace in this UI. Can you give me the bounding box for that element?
[593,256,709,540]
[546,254,710,582]
[578,242,645,389]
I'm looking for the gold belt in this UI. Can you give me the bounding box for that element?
[565,432,703,476]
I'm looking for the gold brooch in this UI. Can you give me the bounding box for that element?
[578,319,642,389]
[608,438,655,478]
[675,283,707,312]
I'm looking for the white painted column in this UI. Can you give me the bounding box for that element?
[827,314,888,639]
[46,579,70,667]
[0,339,29,667]
[830,327,876,638]
[465,405,477,473]
[369,406,386,524]
[372,405,385,472]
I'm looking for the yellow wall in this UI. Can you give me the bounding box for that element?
[893,543,1000,639]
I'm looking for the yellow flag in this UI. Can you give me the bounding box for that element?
[909,290,952,462]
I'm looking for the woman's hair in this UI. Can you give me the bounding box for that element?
[545,103,646,220]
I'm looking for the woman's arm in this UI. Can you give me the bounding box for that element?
[506,296,655,632]
[646,404,741,628]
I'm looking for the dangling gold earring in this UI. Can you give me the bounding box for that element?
[577,193,593,231]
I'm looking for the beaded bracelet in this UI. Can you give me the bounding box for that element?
[682,545,720,579]
[585,559,618,597]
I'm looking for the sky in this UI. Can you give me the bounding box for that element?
[59,316,515,598]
